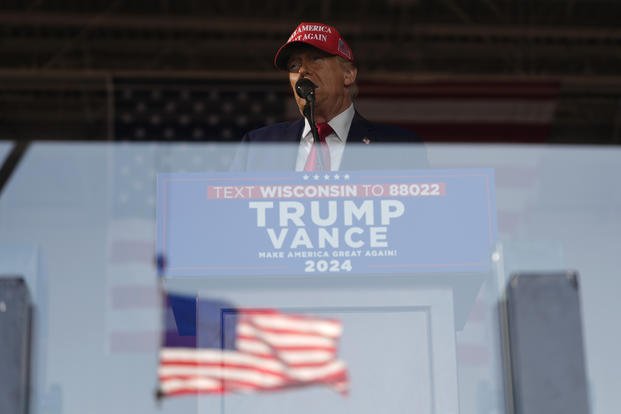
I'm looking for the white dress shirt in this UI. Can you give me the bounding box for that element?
[295,103,355,171]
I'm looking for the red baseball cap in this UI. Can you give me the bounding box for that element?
[274,22,354,70]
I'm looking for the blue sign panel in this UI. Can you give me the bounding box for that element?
[157,169,496,278]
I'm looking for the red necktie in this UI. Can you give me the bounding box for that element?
[304,123,333,171]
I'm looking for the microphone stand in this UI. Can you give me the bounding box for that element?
[303,95,321,149]
[296,78,325,170]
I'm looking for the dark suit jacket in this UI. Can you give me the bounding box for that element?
[230,111,428,171]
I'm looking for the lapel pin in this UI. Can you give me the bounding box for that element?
[362,137,371,144]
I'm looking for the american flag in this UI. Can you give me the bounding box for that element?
[114,78,559,144]
[158,292,349,397]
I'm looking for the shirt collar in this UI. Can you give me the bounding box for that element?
[301,103,355,142]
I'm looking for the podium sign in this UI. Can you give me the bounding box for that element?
[157,169,496,278]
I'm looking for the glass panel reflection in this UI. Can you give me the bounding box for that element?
[0,142,618,414]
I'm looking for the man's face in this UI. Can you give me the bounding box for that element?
[286,46,357,123]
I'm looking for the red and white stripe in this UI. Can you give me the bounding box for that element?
[158,311,349,397]
[286,80,559,143]
[105,217,161,354]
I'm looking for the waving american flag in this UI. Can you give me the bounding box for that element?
[158,292,349,397]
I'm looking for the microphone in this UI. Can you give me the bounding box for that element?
[295,78,316,102]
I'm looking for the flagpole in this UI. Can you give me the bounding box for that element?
[154,252,167,403]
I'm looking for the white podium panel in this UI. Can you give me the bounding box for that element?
[196,286,459,414]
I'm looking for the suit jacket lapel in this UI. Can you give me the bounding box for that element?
[341,111,374,170]
[347,111,374,143]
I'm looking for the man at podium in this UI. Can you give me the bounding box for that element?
[231,21,427,171]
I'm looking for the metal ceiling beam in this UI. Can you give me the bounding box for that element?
[2,12,621,40]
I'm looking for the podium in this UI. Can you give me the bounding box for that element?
[157,168,496,413]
